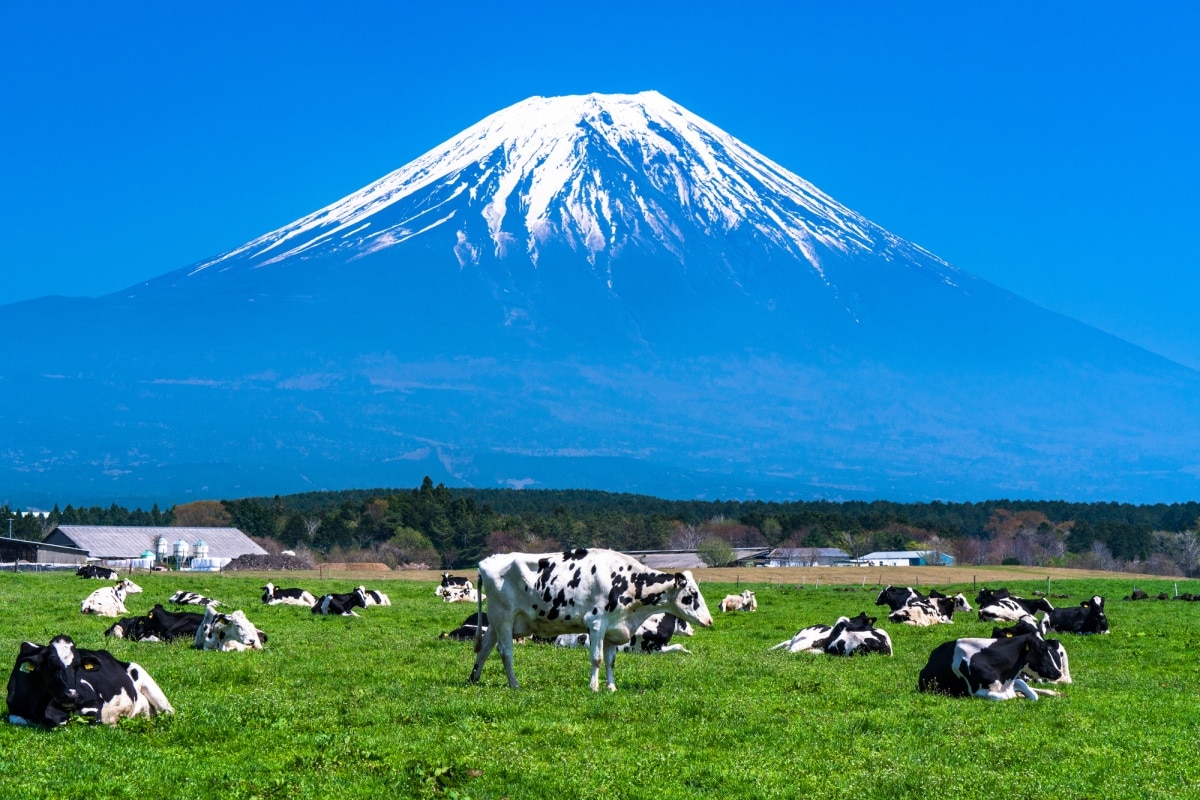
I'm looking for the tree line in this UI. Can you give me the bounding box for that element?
[5,480,1199,575]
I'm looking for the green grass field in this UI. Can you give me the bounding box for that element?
[1,571,1198,799]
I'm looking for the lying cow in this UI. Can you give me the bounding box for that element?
[719,590,757,612]
[875,585,925,611]
[261,582,317,607]
[770,613,892,656]
[80,579,143,617]
[194,606,266,651]
[6,635,173,726]
[359,586,391,606]
[312,587,369,617]
[436,574,474,598]
[976,589,1054,623]
[440,584,479,603]
[469,548,714,691]
[990,618,1072,684]
[440,612,488,641]
[1044,595,1109,635]
[551,613,696,654]
[76,565,119,580]
[168,590,219,607]
[917,634,1068,700]
[106,604,205,643]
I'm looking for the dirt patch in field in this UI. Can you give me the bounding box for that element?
[319,562,391,572]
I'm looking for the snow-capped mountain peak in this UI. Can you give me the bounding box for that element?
[187,91,933,283]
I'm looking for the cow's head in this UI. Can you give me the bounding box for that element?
[975,587,1010,606]
[1083,596,1108,633]
[120,579,143,594]
[669,571,713,628]
[1024,636,1070,684]
[7,640,74,726]
[844,612,877,630]
[952,593,972,613]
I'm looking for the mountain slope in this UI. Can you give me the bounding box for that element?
[3,91,1199,506]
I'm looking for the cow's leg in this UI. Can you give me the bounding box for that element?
[469,624,498,684]
[496,625,519,689]
[588,630,605,692]
[1012,678,1038,701]
[604,641,618,692]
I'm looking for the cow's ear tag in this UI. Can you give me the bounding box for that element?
[19,662,35,673]
[82,662,96,671]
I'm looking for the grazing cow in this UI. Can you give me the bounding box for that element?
[917,634,1068,700]
[80,579,143,617]
[194,606,266,651]
[469,548,714,691]
[552,614,696,654]
[312,587,369,617]
[1044,596,1110,635]
[436,574,474,597]
[358,586,391,606]
[261,582,317,607]
[440,612,488,641]
[76,565,119,580]
[168,590,219,607]
[7,635,173,726]
[824,613,893,656]
[719,590,757,612]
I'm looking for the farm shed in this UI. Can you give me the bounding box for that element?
[627,548,770,570]
[0,536,89,566]
[851,550,955,567]
[763,547,850,567]
[43,525,267,566]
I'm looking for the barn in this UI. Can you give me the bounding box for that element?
[851,550,955,567]
[0,536,89,567]
[43,526,267,570]
[763,547,850,567]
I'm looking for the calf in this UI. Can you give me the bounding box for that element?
[718,590,757,612]
[261,582,317,607]
[358,586,391,606]
[194,606,266,651]
[1045,596,1109,635]
[168,590,219,607]
[469,548,714,691]
[80,579,143,617]
[312,587,369,617]
[440,612,488,641]
[917,634,1068,700]
[76,565,119,580]
[6,635,173,726]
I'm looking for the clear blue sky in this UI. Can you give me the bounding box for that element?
[3,1,1199,367]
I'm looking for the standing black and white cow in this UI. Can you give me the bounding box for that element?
[1044,596,1110,634]
[76,565,119,580]
[6,635,173,726]
[312,587,369,617]
[917,634,1068,700]
[469,548,714,691]
[261,582,318,607]
[168,590,219,607]
[80,579,143,617]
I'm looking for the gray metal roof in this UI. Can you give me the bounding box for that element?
[768,547,850,557]
[47,526,267,560]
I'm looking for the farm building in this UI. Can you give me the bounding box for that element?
[762,547,850,567]
[43,525,267,569]
[851,550,955,567]
[626,548,771,570]
[0,536,89,566]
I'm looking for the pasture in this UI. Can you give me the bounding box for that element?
[1,569,1198,799]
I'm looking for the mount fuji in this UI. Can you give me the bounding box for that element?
[4,91,1200,505]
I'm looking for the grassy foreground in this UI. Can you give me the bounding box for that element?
[1,570,1198,799]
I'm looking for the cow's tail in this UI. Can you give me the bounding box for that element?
[472,571,484,653]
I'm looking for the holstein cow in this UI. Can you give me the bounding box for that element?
[80,579,143,617]
[977,596,1055,623]
[469,548,714,691]
[440,612,488,641]
[436,574,474,598]
[990,619,1072,685]
[358,586,391,606]
[440,584,479,603]
[1045,596,1110,635]
[76,565,119,580]
[770,612,890,655]
[719,590,757,612]
[6,635,173,726]
[874,585,925,612]
[168,590,219,607]
[917,634,1068,700]
[106,604,205,643]
[312,587,369,617]
[549,613,696,654]
[889,593,972,626]
[261,582,317,607]
[194,606,267,651]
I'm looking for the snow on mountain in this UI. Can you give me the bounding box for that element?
[184,91,951,288]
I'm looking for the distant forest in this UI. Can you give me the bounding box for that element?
[5,478,1200,576]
